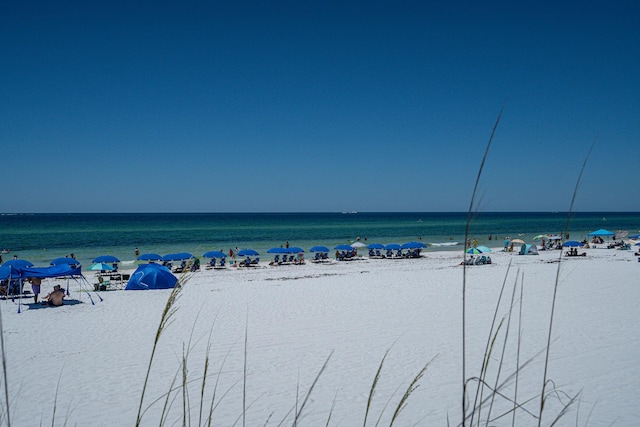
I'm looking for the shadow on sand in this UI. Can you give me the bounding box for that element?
[23,299,83,310]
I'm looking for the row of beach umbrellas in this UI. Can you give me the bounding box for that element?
[199,242,430,259]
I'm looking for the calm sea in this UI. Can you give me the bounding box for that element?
[1,212,638,268]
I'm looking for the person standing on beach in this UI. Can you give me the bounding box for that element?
[28,277,41,303]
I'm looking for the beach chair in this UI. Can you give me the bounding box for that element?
[251,257,259,265]
[97,276,111,291]
[219,258,226,268]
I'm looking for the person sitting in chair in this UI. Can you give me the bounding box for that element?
[43,285,65,306]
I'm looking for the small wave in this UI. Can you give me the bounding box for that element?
[430,241,459,246]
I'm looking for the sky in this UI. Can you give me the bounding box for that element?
[2,1,639,213]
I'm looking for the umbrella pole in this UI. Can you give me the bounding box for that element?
[73,276,96,305]
[17,278,23,314]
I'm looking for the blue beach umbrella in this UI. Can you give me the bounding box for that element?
[628,233,640,239]
[288,246,304,253]
[92,255,120,264]
[2,259,34,268]
[267,247,289,254]
[366,243,385,250]
[562,240,584,247]
[0,267,11,280]
[238,249,259,257]
[138,253,163,262]
[384,243,402,251]
[51,257,80,266]
[88,263,114,271]
[334,244,354,251]
[310,246,330,253]
[203,250,227,258]
[476,245,492,253]
[162,252,194,262]
[466,248,482,254]
[402,241,427,249]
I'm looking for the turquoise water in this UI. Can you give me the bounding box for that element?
[1,212,638,268]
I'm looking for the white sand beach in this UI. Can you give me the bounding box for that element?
[2,246,639,426]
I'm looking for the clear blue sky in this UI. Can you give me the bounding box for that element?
[2,1,639,213]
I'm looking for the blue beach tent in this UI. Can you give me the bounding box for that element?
[19,264,83,278]
[125,263,177,290]
[519,244,539,255]
[4,264,88,309]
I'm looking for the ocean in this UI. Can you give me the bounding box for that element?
[1,212,638,268]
